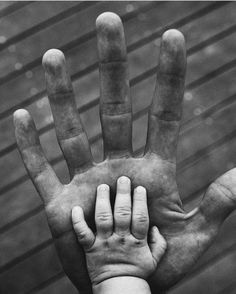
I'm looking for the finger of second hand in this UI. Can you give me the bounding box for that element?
[95,184,113,238]
[132,186,149,240]
[114,176,132,236]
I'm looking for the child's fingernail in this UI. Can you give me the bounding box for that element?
[136,186,146,194]
[98,184,109,192]
[118,176,130,184]
[72,206,82,217]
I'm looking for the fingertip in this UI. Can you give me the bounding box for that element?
[152,226,167,250]
[13,109,39,149]
[135,185,146,195]
[160,29,186,76]
[96,11,122,33]
[42,49,72,94]
[97,183,110,192]
[96,12,126,62]
[13,109,31,126]
[42,48,65,73]
[162,29,185,47]
[153,225,159,233]
[117,176,130,184]
[72,206,83,223]
[117,176,131,193]
[72,205,83,213]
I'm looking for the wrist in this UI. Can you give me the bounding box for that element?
[93,276,151,294]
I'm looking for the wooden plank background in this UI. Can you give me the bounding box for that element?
[0,1,236,294]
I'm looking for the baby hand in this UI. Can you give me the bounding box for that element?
[72,176,167,287]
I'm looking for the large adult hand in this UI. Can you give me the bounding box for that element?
[13,12,236,293]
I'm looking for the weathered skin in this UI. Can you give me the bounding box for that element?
[14,12,236,294]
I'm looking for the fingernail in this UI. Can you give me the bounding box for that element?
[118,176,130,184]
[135,186,146,194]
[72,206,81,213]
[97,184,109,192]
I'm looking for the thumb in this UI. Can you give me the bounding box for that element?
[149,226,167,265]
[198,168,236,227]
[72,206,95,250]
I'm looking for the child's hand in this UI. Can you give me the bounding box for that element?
[71,176,167,288]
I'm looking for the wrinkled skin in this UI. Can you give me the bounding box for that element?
[14,12,236,294]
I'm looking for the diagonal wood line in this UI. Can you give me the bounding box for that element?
[127,1,229,52]
[182,93,236,128]
[0,204,44,235]
[187,58,236,90]
[171,242,236,291]
[0,1,159,88]
[0,1,97,51]
[24,270,65,294]
[0,1,33,19]
[217,279,236,294]
[178,129,236,171]
[0,1,228,121]
[0,238,53,274]
[1,21,236,160]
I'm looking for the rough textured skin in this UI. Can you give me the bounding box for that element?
[14,12,236,294]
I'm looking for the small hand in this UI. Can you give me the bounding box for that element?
[72,176,166,286]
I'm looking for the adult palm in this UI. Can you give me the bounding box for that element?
[14,13,236,293]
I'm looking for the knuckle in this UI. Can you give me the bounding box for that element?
[119,236,126,245]
[133,213,148,223]
[76,229,87,240]
[134,239,142,246]
[115,206,131,218]
[96,212,112,222]
[210,182,235,203]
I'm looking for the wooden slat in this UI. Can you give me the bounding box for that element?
[217,279,236,294]
[0,1,153,82]
[0,210,51,269]
[27,273,76,294]
[0,2,80,42]
[169,248,236,294]
[0,2,32,18]
[0,244,62,294]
